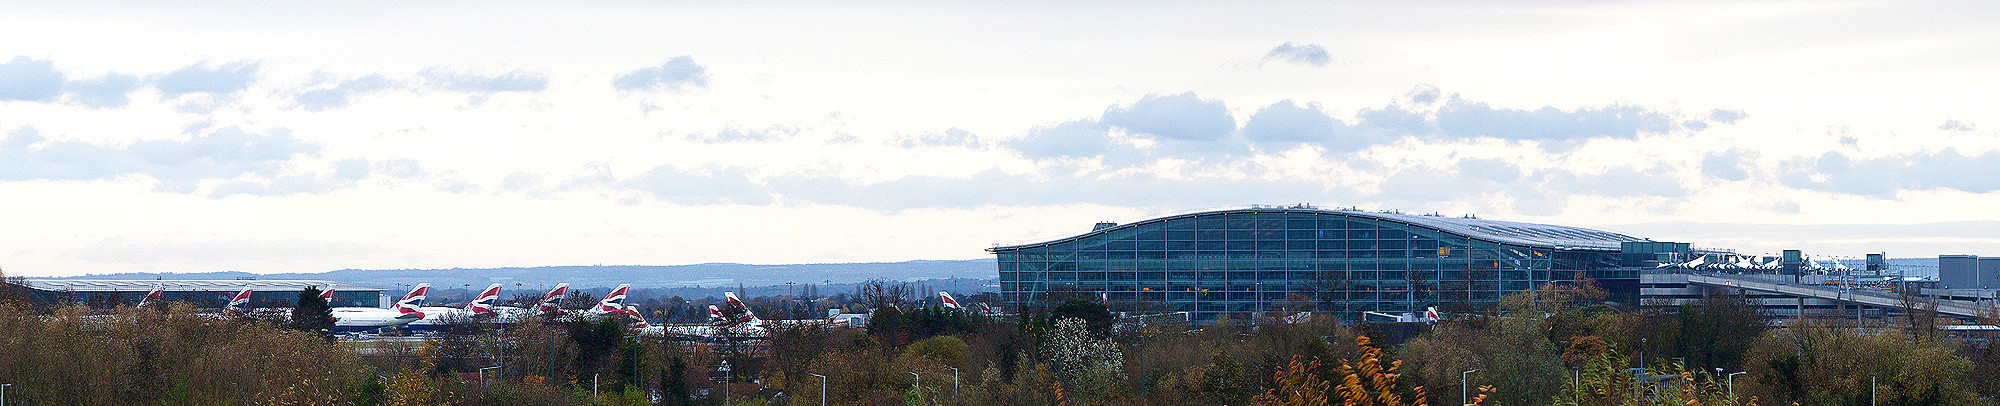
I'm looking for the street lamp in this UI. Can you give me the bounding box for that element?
[808,373,827,406]
[3,383,11,406]
[1461,369,1480,406]
[1727,371,1746,400]
[1870,373,1877,406]
[909,371,920,391]
[946,366,960,401]
[480,366,504,388]
[718,361,732,405]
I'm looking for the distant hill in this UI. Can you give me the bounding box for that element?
[47,259,999,290]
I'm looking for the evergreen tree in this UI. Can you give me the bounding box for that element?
[289,286,336,343]
[660,357,691,406]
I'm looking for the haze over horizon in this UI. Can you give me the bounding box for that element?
[4,2,1999,277]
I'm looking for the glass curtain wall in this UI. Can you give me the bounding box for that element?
[996,210,1620,321]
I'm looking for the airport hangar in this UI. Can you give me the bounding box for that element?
[990,205,2000,323]
[17,280,384,308]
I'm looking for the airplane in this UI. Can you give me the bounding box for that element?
[325,284,429,332]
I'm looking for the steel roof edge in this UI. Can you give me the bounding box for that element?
[987,207,1643,252]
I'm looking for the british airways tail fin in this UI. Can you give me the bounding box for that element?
[138,284,165,308]
[537,283,570,315]
[469,283,502,317]
[594,284,630,313]
[224,288,254,316]
[939,291,961,309]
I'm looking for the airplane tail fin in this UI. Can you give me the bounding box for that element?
[394,284,429,319]
[622,305,650,329]
[224,289,254,316]
[469,283,502,317]
[594,284,630,313]
[708,305,729,326]
[139,284,165,307]
[537,283,570,315]
[318,285,335,302]
[1424,306,1441,323]
[938,291,961,309]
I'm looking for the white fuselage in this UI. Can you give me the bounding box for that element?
[330,307,420,331]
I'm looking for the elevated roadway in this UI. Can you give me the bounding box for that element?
[1683,273,1989,319]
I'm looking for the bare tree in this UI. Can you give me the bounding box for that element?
[856,278,912,309]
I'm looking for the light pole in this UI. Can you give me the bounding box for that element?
[946,366,960,401]
[808,373,827,406]
[480,366,504,388]
[1727,371,1745,401]
[909,371,920,392]
[1870,373,1877,406]
[1461,369,1480,406]
[719,361,731,405]
[3,383,10,406]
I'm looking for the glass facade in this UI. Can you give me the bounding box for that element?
[991,208,1633,321]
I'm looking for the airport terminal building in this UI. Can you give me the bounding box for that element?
[18,280,384,308]
[990,206,1690,321]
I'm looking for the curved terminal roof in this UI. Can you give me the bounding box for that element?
[991,207,1647,252]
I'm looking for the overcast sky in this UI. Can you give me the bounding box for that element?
[3,2,1998,276]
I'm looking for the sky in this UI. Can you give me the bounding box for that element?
[3,1,1999,276]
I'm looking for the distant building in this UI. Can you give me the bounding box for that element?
[989,206,1663,322]
[19,280,383,308]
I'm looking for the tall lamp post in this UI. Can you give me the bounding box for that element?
[908,371,921,396]
[1727,371,1746,401]
[807,373,827,406]
[1461,369,1480,406]
[3,383,11,406]
[1871,373,1877,406]
[946,366,960,401]
[718,361,731,405]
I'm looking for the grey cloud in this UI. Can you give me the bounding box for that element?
[421,69,546,93]
[1354,104,1435,138]
[613,56,709,91]
[1101,92,1235,141]
[1709,109,1747,124]
[1009,120,1114,159]
[0,57,65,102]
[1377,165,1499,203]
[763,169,1331,210]
[1940,120,1977,132]
[1405,84,1442,105]
[897,128,981,148]
[500,172,545,192]
[1701,150,1754,181]
[1782,149,2000,196]
[295,74,400,111]
[0,126,318,187]
[1241,100,1347,144]
[65,73,141,108]
[1262,42,1332,67]
[333,158,370,180]
[1434,100,1677,141]
[156,61,259,96]
[682,126,798,144]
[619,165,771,205]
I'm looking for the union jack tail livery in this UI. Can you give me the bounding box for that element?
[138,284,165,308]
[319,286,335,302]
[537,283,570,315]
[224,289,254,317]
[1424,307,1441,323]
[469,284,502,318]
[622,305,650,330]
[708,305,728,326]
[938,291,961,309]
[594,284,631,313]
[978,303,993,314]
[394,283,429,319]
